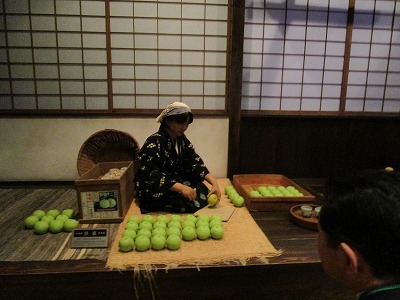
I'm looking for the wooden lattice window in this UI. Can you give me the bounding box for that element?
[0,0,230,115]
[241,0,400,116]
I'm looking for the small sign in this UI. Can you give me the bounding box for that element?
[71,228,109,248]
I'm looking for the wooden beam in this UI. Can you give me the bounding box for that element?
[227,0,245,179]
[339,0,355,114]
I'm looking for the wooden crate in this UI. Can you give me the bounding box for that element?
[75,161,135,223]
[232,174,316,211]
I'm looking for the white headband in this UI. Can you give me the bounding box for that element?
[156,102,192,123]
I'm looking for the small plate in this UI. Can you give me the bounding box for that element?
[290,204,319,231]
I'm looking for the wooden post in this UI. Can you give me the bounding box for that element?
[227,0,245,179]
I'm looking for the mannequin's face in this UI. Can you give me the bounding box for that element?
[166,120,190,139]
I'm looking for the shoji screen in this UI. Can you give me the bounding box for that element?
[242,0,400,115]
[1,0,109,111]
[0,0,229,114]
[346,0,400,113]
[109,0,229,111]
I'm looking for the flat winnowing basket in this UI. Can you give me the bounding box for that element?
[77,129,140,176]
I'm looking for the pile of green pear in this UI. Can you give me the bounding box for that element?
[225,185,245,207]
[24,208,78,235]
[249,185,304,197]
[118,213,224,252]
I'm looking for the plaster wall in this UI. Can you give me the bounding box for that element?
[0,117,229,181]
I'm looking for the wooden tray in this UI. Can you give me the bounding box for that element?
[290,204,319,231]
[232,174,316,211]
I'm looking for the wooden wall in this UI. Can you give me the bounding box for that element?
[239,117,400,178]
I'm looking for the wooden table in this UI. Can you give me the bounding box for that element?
[0,180,353,300]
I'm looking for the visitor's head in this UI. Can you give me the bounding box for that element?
[318,169,400,289]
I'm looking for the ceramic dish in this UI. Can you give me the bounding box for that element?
[290,204,320,231]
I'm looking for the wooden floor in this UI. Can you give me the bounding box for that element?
[0,180,354,300]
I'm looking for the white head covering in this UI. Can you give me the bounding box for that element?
[156,102,192,123]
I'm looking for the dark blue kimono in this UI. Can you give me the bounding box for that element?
[135,125,210,213]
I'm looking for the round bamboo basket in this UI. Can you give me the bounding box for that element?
[77,129,140,176]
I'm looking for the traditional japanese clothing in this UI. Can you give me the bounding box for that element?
[135,102,210,213]
[357,284,400,300]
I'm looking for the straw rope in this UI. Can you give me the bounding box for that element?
[106,179,282,271]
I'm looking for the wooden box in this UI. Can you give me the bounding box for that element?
[75,161,135,223]
[232,174,316,211]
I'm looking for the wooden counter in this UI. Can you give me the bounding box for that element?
[0,180,353,300]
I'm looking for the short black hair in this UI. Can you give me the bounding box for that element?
[163,112,193,125]
[319,169,400,280]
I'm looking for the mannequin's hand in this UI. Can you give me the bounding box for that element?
[180,185,197,201]
[208,185,221,200]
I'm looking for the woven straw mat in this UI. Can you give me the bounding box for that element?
[106,179,282,270]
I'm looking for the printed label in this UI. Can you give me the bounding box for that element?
[80,190,119,219]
